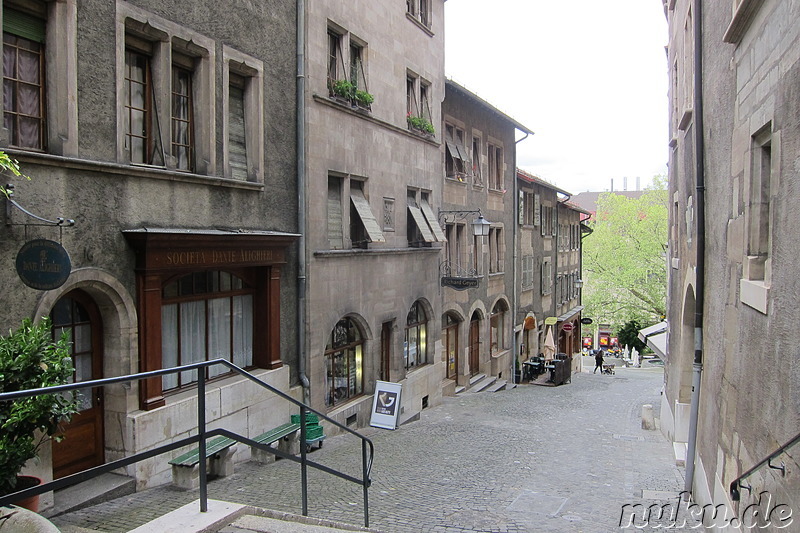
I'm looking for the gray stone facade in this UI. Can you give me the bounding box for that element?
[1,0,299,503]
[663,0,800,525]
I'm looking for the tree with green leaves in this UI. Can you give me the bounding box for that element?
[0,150,28,198]
[582,176,668,334]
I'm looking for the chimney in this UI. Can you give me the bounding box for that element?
[636,177,641,190]
[624,177,628,191]
[610,178,614,192]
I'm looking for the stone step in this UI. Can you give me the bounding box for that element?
[485,379,508,393]
[45,472,135,518]
[471,376,497,392]
[468,373,486,387]
[454,385,466,394]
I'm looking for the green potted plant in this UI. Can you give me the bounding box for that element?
[354,89,374,108]
[0,318,78,507]
[331,79,355,101]
[407,114,435,135]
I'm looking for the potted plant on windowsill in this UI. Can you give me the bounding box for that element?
[0,318,79,510]
[330,79,355,103]
[353,89,374,111]
[407,114,435,137]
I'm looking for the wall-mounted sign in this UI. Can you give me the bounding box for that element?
[523,315,537,330]
[441,277,479,290]
[581,318,594,325]
[15,239,71,290]
[370,380,403,430]
[562,323,574,332]
[544,316,558,326]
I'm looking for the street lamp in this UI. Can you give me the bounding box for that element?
[471,215,491,237]
[575,278,584,289]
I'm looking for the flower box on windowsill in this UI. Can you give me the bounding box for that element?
[407,115,435,138]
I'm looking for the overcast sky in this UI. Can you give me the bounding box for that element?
[444,0,669,194]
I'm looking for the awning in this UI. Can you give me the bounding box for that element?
[350,189,385,243]
[638,321,668,359]
[419,200,447,242]
[557,305,584,322]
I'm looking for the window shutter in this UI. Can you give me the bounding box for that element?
[228,85,248,180]
[327,179,343,249]
[3,8,45,43]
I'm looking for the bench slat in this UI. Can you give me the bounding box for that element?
[253,422,300,445]
[170,435,236,467]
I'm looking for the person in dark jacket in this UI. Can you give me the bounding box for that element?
[594,349,605,373]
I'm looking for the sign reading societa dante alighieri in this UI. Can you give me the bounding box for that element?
[370,380,403,430]
[15,239,71,290]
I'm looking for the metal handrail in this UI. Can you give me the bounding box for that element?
[0,359,374,527]
[729,430,800,502]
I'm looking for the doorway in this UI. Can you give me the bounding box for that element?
[469,313,480,376]
[50,290,105,479]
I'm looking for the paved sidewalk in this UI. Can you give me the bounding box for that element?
[53,367,688,532]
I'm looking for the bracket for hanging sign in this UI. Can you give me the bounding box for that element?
[4,182,75,242]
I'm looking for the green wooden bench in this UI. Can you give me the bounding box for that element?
[169,435,237,490]
[250,422,301,463]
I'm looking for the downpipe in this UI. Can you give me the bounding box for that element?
[296,0,310,399]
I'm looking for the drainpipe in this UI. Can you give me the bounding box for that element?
[511,131,530,382]
[684,0,705,500]
[296,0,310,402]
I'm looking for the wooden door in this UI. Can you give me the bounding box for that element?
[51,291,105,479]
[380,321,391,382]
[469,317,480,376]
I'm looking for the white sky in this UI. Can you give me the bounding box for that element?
[444,0,669,194]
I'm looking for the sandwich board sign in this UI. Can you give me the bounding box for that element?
[370,380,402,430]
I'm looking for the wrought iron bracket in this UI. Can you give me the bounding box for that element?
[768,458,786,476]
[4,183,75,227]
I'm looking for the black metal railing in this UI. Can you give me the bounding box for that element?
[0,360,375,527]
[730,430,800,502]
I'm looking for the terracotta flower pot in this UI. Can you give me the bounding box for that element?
[11,475,42,512]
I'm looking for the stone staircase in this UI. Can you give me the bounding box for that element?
[455,373,516,394]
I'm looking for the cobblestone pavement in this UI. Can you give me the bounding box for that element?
[53,364,693,532]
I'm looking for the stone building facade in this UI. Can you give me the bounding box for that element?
[1,0,300,501]
[662,0,799,524]
[515,169,585,368]
[303,1,446,428]
[439,80,533,392]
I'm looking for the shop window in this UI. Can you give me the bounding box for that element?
[325,317,364,408]
[443,313,459,380]
[405,300,428,370]
[161,271,254,391]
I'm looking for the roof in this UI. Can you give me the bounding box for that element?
[516,168,572,196]
[445,79,534,135]
[569,190,647,214]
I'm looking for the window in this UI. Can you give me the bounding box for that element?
[2,6,45,150]
[407,190,443,247]
[443,313,459,380]
[541,258,552,295]
[490,301,508,355]
[407,74,433,134]
[522,192,536,225]
[744,126,773,283]
[487,143,504,190]
[522,254,534,290]
[327,28,342,91]
[1,1,77,155]
[488,227,503,273]
[406,73,418,117]
[161,271,254,391]
[420,81,431,121]
[223,47,263,182]
[327,175,344,249]
[444,223,467,273]
[325,318,364,408]
[445,123,467,179]
[171,54,194,171]
[118,4,214,174]
[405,301,428,370]
[471,135,483,187]
[350,181,369,248]
[407,0,431,28]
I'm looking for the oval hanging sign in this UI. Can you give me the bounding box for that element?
[16,239,71,290]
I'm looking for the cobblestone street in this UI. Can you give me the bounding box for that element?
[54,364,689,532]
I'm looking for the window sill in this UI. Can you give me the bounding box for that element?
[740,278,769,314]
[405,13,434,36]
[5,150,265,191]
[314,246,440,258]
[723,0,764,44]
[445,175,468,185]
[678,109,693,131]
[671,257,680,270]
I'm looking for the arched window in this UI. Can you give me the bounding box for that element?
[161,271,254,390]
[443,313,459,379]
[490,300,508,355]
[325,318,364,407]
[405,300,428,370]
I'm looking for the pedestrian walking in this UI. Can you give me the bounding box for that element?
[594,349,604,373]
